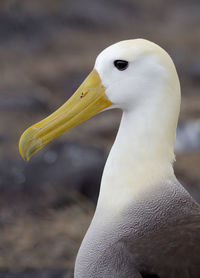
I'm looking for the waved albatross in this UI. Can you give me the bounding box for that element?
[19,39,200,278]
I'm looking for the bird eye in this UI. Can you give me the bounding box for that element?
[114,60,129,71]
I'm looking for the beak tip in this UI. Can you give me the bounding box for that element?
[19,144,36,162]
[19,142,28,162]
[19,127,42,162]
[21,152,30,162]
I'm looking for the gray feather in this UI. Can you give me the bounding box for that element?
[75,178,200,278]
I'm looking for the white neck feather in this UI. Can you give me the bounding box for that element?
[97,85,180,213]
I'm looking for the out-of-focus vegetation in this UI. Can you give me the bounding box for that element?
[0,0,200,277]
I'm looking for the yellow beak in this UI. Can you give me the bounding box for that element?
[19,69,112,161]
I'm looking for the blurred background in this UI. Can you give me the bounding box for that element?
[0,0,200,277]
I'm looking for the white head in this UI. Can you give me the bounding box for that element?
[95,39,180,111]
[94,39,180,159]
[20,39,181,184]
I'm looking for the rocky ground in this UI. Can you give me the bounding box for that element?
[0,0,200,277]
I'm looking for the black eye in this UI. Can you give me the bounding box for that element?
[114,60,129,71]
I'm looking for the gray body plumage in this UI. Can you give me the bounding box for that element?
[75,178,200,278]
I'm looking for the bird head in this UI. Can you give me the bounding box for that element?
[19,39,180,161]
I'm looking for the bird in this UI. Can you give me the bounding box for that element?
[19,39,200,278]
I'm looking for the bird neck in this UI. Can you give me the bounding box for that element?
[97,96,179,212]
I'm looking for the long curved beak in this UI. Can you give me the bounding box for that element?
[19,69,112,161]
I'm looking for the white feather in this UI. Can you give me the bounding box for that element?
[94,39,181,212]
